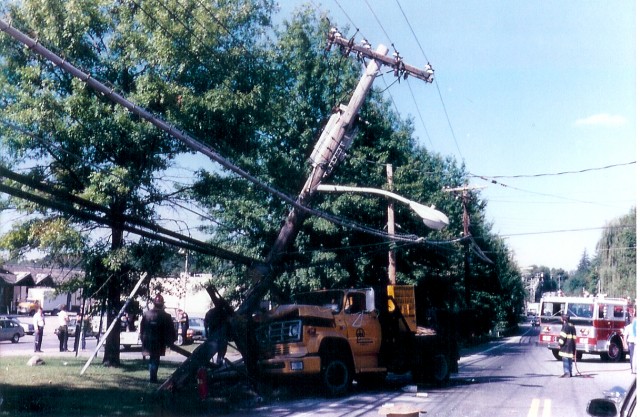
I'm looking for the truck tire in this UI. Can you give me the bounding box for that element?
[551,349,561,361]
[321,357,353,396]
[431,354,449,384]
[412,353,449,385]
[606,339,623,362]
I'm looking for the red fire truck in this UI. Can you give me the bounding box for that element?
[538,295,634,362]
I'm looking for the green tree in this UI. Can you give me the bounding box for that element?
[593,207,636,299]
[0,0,276,365]
[564,250,590,295]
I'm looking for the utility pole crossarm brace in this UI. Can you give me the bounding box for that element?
[327,28,434,83]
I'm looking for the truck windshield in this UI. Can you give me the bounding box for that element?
[541,301,564,318]
[567,303,594,319]
[292,290,344,313]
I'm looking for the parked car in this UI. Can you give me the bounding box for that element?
[67,313,78,337]
[0,317,26,343]
[587,379,636,417]
[188,317,206,341]
[0,315,34,335]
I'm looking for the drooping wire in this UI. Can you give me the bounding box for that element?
[405,78,434,148]
[474,174,625,208]
[393,0,464,161]
[470,161,635,179]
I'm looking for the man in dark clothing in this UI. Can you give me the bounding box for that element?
[204,304,230,366]
[140,294,176,383]
[558,314,577,377]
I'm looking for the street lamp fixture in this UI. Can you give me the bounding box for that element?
[316,184,449,231]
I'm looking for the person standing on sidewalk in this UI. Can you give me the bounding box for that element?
[57,304,70,352]
[623,313,636,374]
[140,294,176,383]
[558,314,577,378]
[33,305,45,352]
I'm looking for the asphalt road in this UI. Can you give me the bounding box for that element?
[1,323,635,417]
[220,324,636,417]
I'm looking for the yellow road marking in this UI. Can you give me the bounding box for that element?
[527,399,552,417]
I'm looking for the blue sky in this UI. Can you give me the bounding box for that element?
[277,1,636,271]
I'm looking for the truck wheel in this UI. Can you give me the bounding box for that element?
[412,354,449,384]
[431,354,449,384]
[606,340,623,362]
[321,358,352,396]
[11,333,20,343]
[551,349,561,361]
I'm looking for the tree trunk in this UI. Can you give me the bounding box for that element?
[102,225,124,366]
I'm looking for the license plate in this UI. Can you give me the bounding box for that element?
[542,335,551,342]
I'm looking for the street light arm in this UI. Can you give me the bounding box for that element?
[316,184,449,230]
[317,184,412,204]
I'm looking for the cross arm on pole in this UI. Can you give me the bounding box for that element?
[327,28,434,83]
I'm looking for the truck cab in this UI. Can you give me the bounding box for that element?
[254,286,458,395]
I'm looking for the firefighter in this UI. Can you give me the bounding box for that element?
[558,314,577,378]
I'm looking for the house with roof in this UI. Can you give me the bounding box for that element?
[0,264,83,315]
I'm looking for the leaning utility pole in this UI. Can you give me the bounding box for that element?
[234,27,435,341]
[167,29,436,388]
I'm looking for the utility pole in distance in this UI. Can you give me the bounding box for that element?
[443,185,484,307]
[387,164,396,285]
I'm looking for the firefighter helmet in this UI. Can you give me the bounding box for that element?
[153,294,165,307]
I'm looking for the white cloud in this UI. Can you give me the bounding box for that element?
[574,113,626,127]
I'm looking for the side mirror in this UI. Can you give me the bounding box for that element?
[586,399,618,417]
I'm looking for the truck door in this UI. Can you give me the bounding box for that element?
[344,292,381,370]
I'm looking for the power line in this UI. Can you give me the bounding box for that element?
[405,78,434,148]
[474,175,625,208]
[500,225,634,238]
[470,161,635,179]
[392,0,464,161]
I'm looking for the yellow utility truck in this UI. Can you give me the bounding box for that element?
[254,285,458,395]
